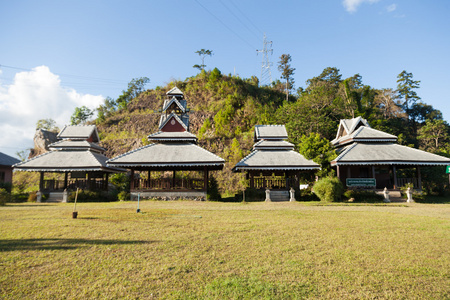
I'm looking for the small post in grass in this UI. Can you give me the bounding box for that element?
[137,192,141,213]
[72,188,79,219]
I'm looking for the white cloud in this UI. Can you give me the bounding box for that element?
[0,66,104,158]
[343,0,380,13]
[386,4,397,12]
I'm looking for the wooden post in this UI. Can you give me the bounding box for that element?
[347,166,351,178]
[204,167,209,191]
[64,172,68,190]
[87,172,92,190]
[105,173,109,190]
[39,171,44,191]
[336,165,340,178]
[148,170,151,188]
[417,166,422,190]
[249,172,254,189]
[393,166,398,189]
[372,166,376,178]
[130,169,135,191]
[172,170,176,189]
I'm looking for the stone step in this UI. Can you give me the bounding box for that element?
[46,192,64,203]
[268,190,290,202]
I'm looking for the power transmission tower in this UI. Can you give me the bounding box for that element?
[256,33,273,86]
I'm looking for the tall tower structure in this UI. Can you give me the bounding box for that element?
[256,33,273,86]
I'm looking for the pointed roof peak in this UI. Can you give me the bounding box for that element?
[166,87,184,96]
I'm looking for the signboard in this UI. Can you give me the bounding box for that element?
[447,166,450,174]
[346,178,376,187]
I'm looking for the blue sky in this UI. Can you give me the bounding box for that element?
[1,0,449,158]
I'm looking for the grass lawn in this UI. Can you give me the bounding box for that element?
[1,201,449,299]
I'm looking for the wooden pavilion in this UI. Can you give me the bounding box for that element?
[330,117,450,189]
[107,87,225,200]
[14,125,123,201]
[233,125,320,200]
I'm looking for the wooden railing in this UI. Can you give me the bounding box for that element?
[397,177,419,188]
[252,176,298,189]
[43,179,107,191]
[133,178,205,191]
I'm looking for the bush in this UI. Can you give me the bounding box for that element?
[118,191,130,201]
[313,177,344,202]
[298,185,320,201]
[207,177,222,201]
[28,191,37,202]
[68,189,116,202]
[0,182,12,193]
[0,188,10,206]
[343,189,384,203]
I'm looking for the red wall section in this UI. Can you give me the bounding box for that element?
[161,116,186,132]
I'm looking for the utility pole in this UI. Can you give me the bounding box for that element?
[256,33,273,86]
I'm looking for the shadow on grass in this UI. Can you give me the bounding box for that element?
[0,238,156,251]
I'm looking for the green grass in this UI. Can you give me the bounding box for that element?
[1,201,449,299]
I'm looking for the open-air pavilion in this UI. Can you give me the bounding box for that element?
[233,125,320,201]
[107,87,225,200]
[13,125,122,201]
[330,117,450,189]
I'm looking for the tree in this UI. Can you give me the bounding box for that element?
[418,119,449,152]
[36,118,59,132]
[397,70,421,113]
[70,106,94,125]
[116,77,150,110]
[193,49,213,71]
[278,54,295,101]
[297,133,337,177]
[96,97,117,123]
[374,88,404,119]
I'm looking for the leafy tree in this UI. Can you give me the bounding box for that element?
[70,106,94,125]
[277,54,295,101]
[418,119,449,152]
[193,49,213,71]
[96,97,117,123]
[116,77,150,110]
[306,67,342,88]
[298,133,337,177]
[36,118,59,132]
[397,70,421,113]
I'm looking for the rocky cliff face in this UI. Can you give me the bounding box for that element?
[29,129,58,158]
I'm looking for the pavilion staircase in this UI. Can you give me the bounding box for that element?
[46,192,64,203]
[269,190,290,202]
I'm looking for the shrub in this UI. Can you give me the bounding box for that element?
[207,177,222,201]
[118,191,130,201]
[298,185,320,201]
[0,182,12,193]
[313,177,344,202]
[234,189,266,202]
[68,189,116,202]
[0,188,10,206]
[343,189,384,203]
[28,191,37,202]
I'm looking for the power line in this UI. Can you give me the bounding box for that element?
[227,0,265,36]
[218,0,261,42]
[193,0,258,50]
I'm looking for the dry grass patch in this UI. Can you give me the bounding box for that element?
[1,201,449,299]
